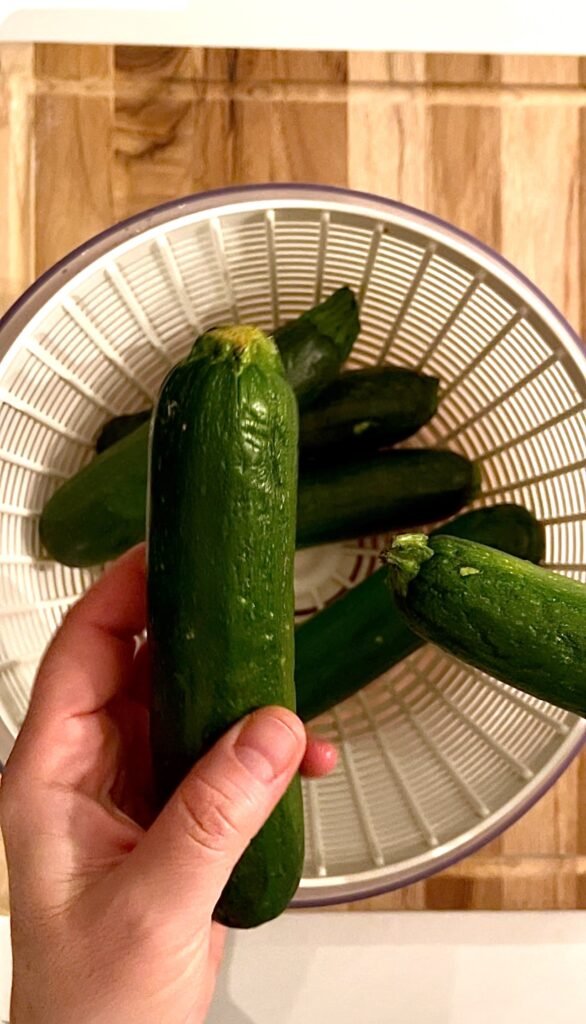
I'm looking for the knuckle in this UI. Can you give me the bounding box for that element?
[177,773,245,855]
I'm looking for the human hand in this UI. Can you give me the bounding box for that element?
[0,544,337,1024]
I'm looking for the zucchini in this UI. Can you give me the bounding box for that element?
[297,449,479,549]
[96,409,150,453]
[40,439,475,572]
[276,286,359,406]
[42,421,152,567]
[295,504,545,722]
[384,533,586,718]
[148,324,302,929]
[300,366,438,460]
[94,287,360,456]
[434,502,545,564]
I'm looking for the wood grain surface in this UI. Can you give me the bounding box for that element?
[1,44,586,914]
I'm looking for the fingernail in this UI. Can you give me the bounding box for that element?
[234,709,304,783]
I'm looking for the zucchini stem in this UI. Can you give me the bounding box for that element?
[188,325,282,375]
[383,533,434,597]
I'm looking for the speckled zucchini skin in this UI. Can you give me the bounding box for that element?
[385,533,586,718]
[148,325,303,929]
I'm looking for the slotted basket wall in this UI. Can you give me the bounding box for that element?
[0,184,584,904]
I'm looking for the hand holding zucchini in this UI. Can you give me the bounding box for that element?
[384,533,586,718]
[295,504,545,722]
[148,324,303,928]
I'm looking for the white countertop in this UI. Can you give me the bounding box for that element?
[2,912,586,1022]
[207,911,586,1023]
[2,0,586,54]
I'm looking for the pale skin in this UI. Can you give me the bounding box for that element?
[0,544,337,1024]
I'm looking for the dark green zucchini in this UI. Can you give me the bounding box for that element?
[41,421,151,567]
[275,286,359,406]
[295,504,545,722]
[299,366,438,460]
[148,324,302,929]
[96,409,151,453]
[94,287,360,455]
[434,502,545,564]
[384,533,586,718]
[41,440,477,567]
[297,449,479,549]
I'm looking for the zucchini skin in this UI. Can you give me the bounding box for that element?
[296,449,479,549]
[300,366,438,459]
[276,286,359,406]
[295,504,544,722]
[148,326,302,929]
[385,533,586,718]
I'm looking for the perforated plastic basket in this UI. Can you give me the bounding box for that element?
[0,184,584,905]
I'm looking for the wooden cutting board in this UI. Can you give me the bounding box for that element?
[1,43,586,912]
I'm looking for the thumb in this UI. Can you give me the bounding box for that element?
[125,707,306,922]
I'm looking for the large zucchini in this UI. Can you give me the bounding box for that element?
[384,533,586,718]
[148,325,302,929]
[295,504,545,722]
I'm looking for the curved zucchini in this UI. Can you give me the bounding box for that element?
[148,325,302,929]
[300,366,438,459]
[295,504,544,722]
[297,449,479,549]
[276,286,359,406]
[384,533,586,718]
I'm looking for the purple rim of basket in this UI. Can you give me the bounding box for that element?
[1,182,585,905]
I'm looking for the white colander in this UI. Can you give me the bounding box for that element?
[0,184,585,905]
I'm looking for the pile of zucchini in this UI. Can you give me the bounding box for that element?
[41,287,476,565]
[39,286,584,927]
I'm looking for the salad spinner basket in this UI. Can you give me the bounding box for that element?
[0,184,585,905]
